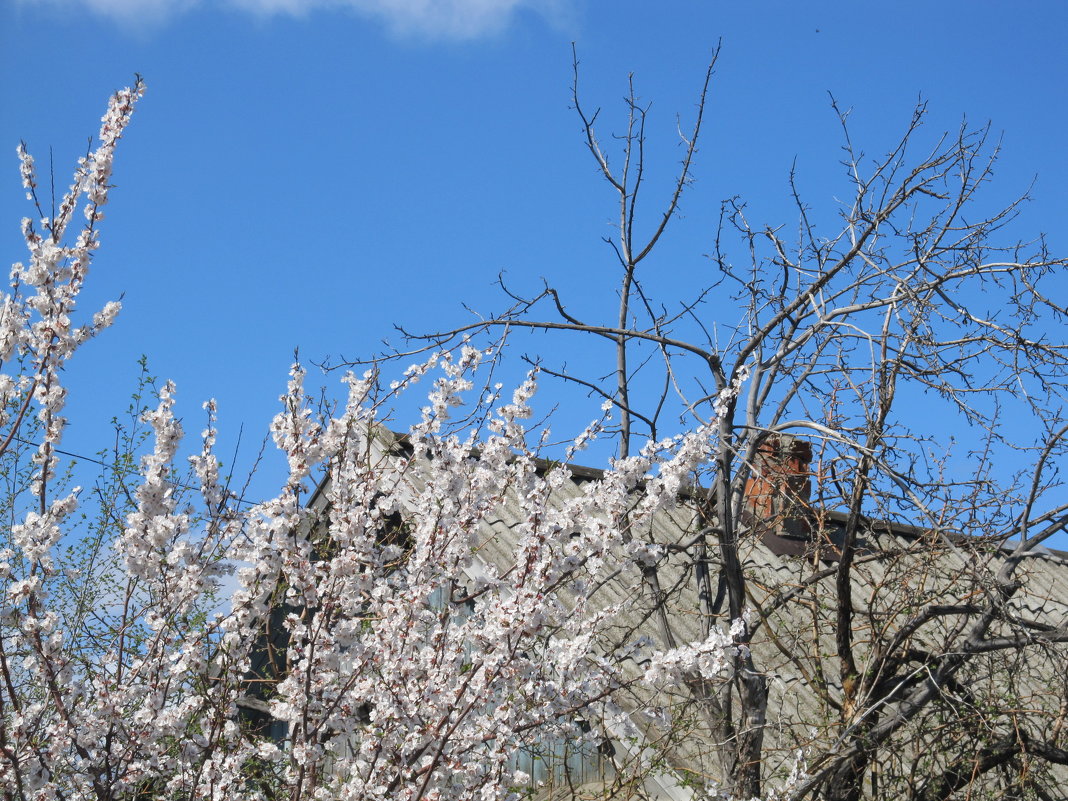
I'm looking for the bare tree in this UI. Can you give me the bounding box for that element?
[378,54,1068,800]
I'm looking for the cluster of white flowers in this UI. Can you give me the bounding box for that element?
[643,615,751,684]
[712,361,752,419]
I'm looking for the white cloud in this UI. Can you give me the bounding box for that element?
[18,0,567,40]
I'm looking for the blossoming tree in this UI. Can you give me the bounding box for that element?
[0,83,774,801]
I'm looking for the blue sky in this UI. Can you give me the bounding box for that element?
[2,1,1067,541]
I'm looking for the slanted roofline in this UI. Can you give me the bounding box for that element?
[307,427,1068,563]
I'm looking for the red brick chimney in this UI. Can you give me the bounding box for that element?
[743,433,813,555]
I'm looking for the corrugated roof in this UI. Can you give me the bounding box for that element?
[304,433,1068,800]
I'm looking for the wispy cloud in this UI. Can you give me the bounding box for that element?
[18,0,569,39]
